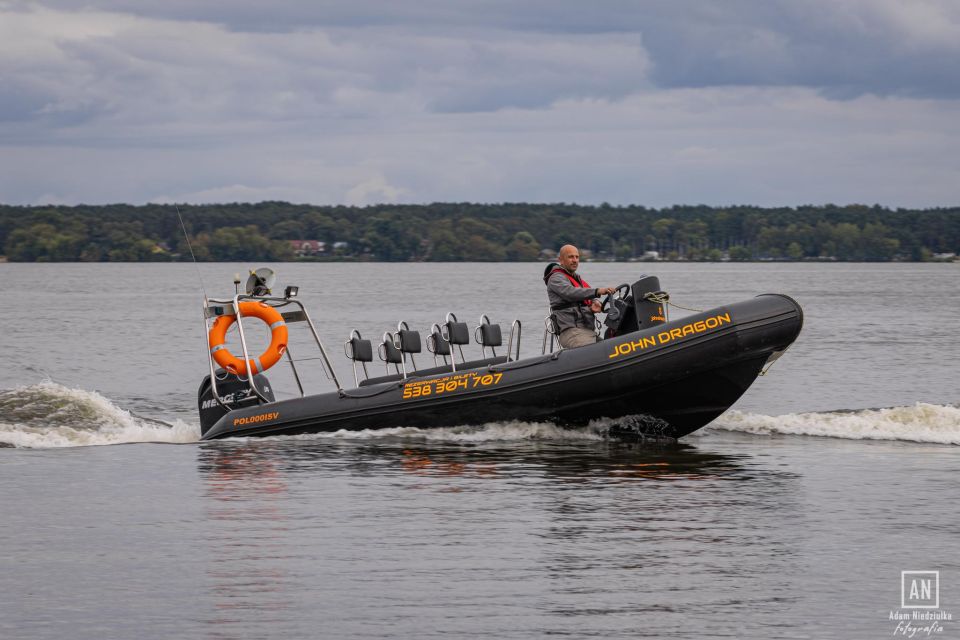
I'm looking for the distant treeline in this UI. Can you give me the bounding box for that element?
[1,202,958,262]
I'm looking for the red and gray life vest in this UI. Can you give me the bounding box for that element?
[544,265,594,311]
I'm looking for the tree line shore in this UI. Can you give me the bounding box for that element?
[1,202,958,262]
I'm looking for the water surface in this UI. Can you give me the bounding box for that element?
[1,262,957,639]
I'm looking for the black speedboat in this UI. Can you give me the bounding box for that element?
[197,269,802,441]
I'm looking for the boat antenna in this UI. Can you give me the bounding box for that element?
[176,204,208,301]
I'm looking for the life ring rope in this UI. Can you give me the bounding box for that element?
[208,301,288,375]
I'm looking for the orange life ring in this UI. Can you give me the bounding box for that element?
[208,301,288,376]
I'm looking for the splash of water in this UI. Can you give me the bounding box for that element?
[223,420,607,445]
[708,403,960,445]
[0,382,199,448]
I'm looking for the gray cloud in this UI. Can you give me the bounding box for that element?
[5,87,957,208]
[0,8,651,141]
[21,0,960,97]
[640,1,960,99]
[0,1,958,207]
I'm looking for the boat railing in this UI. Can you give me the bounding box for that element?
[541,315,562,354]
[506,319,521,361]
[203,293,342,412]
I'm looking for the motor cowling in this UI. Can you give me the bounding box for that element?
[198,371,275,435]
[631,275,668,329]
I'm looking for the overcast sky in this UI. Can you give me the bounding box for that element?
[1,0,958,207]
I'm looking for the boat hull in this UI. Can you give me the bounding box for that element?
[200,294,802,441]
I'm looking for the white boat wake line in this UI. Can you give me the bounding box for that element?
[242,420,607,444]
[707,403,960,445]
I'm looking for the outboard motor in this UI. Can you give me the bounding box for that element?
[198,371,275,435]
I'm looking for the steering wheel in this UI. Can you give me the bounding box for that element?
[600,283,631,314]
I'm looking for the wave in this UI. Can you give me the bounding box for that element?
[2,382,955,448]
[708,403,960,445]
[0,382,199,448]
[247,420,606,444]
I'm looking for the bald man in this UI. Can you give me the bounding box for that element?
[544,245,616,348]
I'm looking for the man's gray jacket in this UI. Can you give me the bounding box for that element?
[546,269,599,333]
